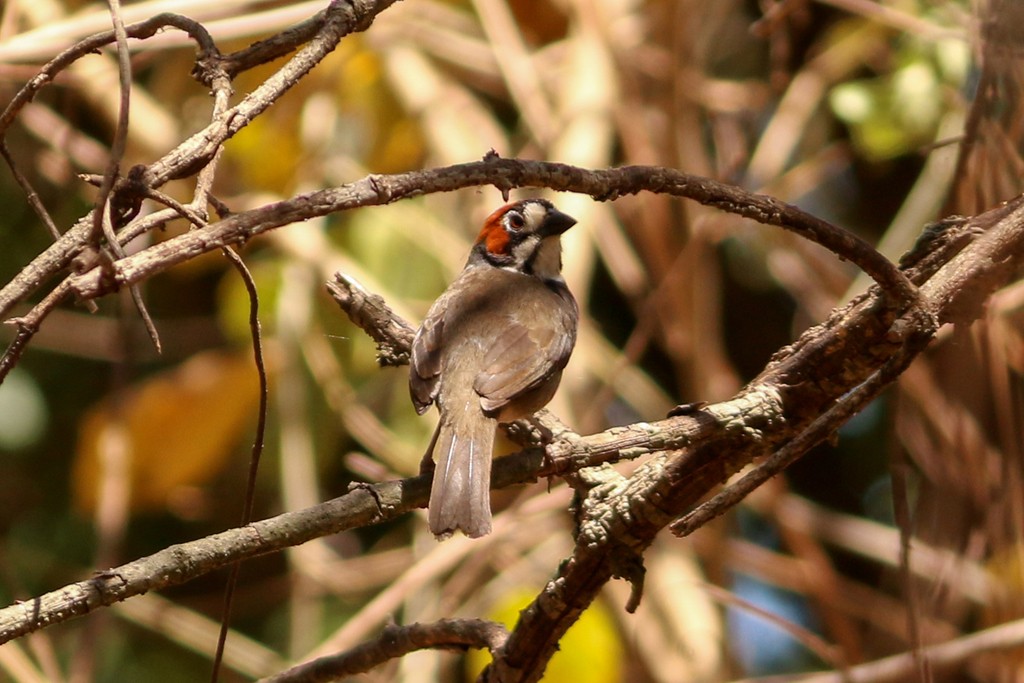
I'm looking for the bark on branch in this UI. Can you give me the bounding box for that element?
[57,159,915,306]
[260,619,508,683]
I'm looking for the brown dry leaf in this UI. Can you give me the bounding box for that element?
[73,350,263,515]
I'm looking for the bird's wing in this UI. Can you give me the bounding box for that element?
[473,289,577,413]
[409,307,444,415]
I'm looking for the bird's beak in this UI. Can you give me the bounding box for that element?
[540,209,577,237]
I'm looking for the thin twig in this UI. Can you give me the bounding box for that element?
[220,6,337,77]
[96,0,163,353]
[890,448,932,683]
[211,247,269,683]
[0,141,61,241]
[92,0,132,248]
[189,42,266,683]
[259,619,509,683]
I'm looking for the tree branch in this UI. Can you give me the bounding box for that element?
[259,619,508,683]
[56,159,915,308]
[0,474,422,644]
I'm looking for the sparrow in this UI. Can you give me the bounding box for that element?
[410,198,579,538]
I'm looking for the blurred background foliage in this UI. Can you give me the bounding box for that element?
[1,0,1023,681]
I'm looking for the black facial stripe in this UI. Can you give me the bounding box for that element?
[498,228,534,257]
[521,240,540,275]
[507,232,540,270]
[472,239,513,267]
[510,229,534,246]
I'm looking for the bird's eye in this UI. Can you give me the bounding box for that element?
[507,212,525,231]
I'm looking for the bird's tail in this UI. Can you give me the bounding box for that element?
[428,410,495,538]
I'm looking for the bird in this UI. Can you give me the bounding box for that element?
[410,198,579,538]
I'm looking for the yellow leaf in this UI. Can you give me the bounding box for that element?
[73,350,263,516]
[980,547,1024,674]
[467,589,623,683]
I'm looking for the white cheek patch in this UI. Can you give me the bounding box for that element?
[512,235,541,266]
[529,237,563,280]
